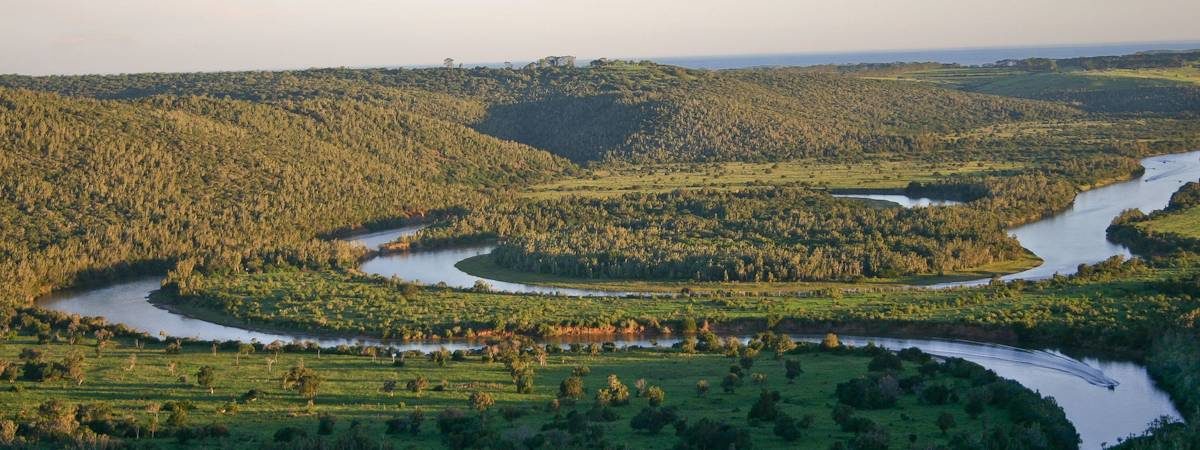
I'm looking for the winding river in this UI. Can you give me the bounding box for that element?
[37,150,1200,449]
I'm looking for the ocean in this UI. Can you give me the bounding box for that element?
[637,41,1200,69]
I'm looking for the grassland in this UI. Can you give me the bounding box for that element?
[874,66,1200,92]
[522,159,1021,199]
[0,336,1015,449]
[1137,206,1200,238]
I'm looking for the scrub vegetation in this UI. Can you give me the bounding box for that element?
[4,50,1200,448]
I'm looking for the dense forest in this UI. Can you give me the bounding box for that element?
[410,188,1025,282]
[402,162,1127,282]
[0,88,569,304]
[1,61,1080,163]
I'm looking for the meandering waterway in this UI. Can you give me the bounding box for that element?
[38,150,1200,449]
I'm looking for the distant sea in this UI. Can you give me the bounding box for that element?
[639,41,1200,69]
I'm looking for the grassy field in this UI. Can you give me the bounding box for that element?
[1081,67,1200,86]
[874,66,1200,92]
[1137,206,1200,238]
[0,337,1013,449]
[453,251,1043,294]
[522,159,1021,199]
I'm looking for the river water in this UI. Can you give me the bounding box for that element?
[38,151,1200,448]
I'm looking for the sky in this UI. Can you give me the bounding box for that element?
[3,0,1200,75]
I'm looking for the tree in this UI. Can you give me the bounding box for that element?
[721,373,741,393]
[318,414,337,435]
[408,375,429,393]
[597,374,630,406]
[738,355,755,371]
[282,364,322,407]
[822,332,840,350]
[62,351,86,386]
[784,358,803,381]
[937,412,957,435]
[196,365,217,394]
[146,403,161,438]
[469,391,495,412]
[868,352,903,372]
[675,418,752,450]
[773,338,796,357]
[748,389,781,423]
[35,399,79,438]
[681,337,697,354]
[630,406,679,434]
[236,343,254,366]
[646,386,665,407]
[443,58,455,69]
[94,329,113,357]
[167,403,189,428]
[381,380,398,397]
[559,376,584,399]
[696,379,710,397]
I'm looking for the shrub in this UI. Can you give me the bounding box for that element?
[773,413,803,441]
[674,418,753,450]
[273,426,307,442]
[317,414,337,435]
[408,375,429,393]
[469,391,495,412]
[748,390,781,423]
[919,384,955,405]
[867,352,903,372]
[836,375,899,409]
[784,358,803,380]
[721,373,741,393]
[437,408,493,450]
[937,412,957,434]
[630,406,679,434]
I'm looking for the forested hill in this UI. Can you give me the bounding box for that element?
[0,87,569,303]
[0,63,1079,162]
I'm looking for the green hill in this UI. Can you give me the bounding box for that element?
[1,64,1080,163]
[0,87,569,303]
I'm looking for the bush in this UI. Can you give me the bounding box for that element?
[835,375,899,409]
[273,426,307,443]
[408,375,429,393]
[748,390,781,423]
[919,384,955,405]
[317,414,337,435]
[867,352,903,372]
[437,408,494,450]
[850,427,891,450]
[937,412,957,434]
[721,373,741,393]
[674,418,753,450]
[784,358,803,380]
[629,406,679,434]
[773,413,803,442]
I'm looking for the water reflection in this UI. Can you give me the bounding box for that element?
[833,193,962,208]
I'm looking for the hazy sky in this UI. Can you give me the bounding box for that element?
[3,0,1200,75]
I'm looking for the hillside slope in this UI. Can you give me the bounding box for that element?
[1,64,1081,163]
[0,88,569,303]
